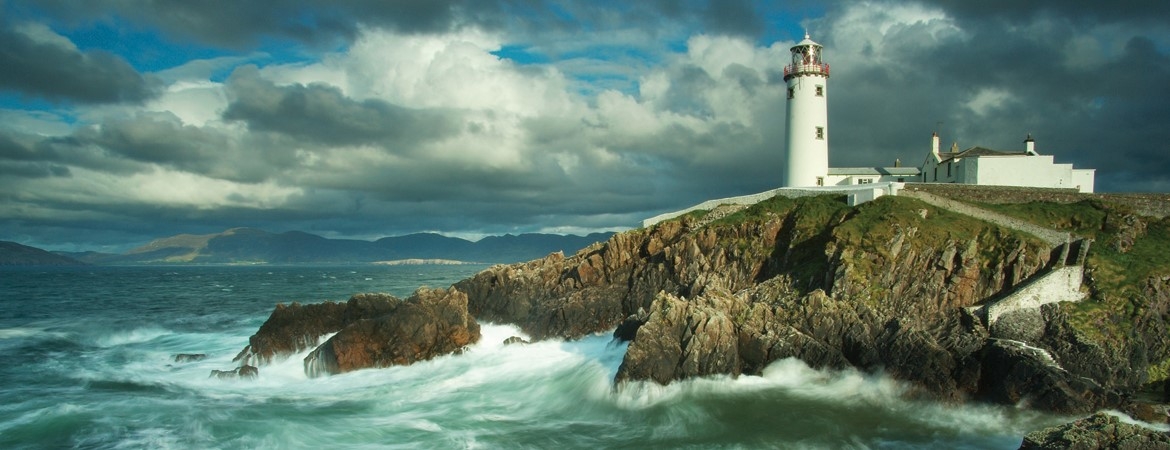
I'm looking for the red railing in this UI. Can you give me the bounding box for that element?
[784,63,830,78]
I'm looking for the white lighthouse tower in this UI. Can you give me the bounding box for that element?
[782,33,830,187]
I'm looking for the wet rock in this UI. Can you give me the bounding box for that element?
[1020,412,1170,449]
[303,287,480,377]
[977,339,1121,413]
[210,365,258,380]
[173,353,207,363]
[233,293,401,366]
[615,290,742,384]
[503,336,530,345]
[237,365,258,379]
[1120,402,1169,424]
[612,312,648,342]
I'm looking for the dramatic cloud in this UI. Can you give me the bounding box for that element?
[0,1,1167,251]
[0,22,158,103]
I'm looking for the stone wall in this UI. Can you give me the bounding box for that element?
[900,190,1071,246]
[984,266,1086,325]
[642,183,903,228]
[903,183,1170,218]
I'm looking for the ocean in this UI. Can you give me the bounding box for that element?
[0,265,1067,449]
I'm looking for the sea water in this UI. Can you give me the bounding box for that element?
[0,265,1068,449]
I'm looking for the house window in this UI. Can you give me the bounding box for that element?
[815,85,824,97]
[947,162,952,177]
[787,87,794,99]
[815,126,824,140]
[816,177,824,186]
[858,178,873,184]
[897,178,905,182]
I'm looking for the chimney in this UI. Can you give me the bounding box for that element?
[931,132,940,155]
[1024,134,1036,155]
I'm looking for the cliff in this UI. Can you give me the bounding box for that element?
[454,194,1170,414]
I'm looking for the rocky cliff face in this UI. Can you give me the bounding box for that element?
[455,194,1153,413]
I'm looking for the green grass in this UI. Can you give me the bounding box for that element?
[977,199,1170,375]
[709,195,801,226]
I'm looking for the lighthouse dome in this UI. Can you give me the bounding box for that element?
[795,34,819,48]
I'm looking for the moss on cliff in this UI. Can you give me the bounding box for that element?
[964,199,1170,384]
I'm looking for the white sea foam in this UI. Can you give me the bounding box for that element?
[1106,409,1170,432]
[10,306,1064,449]
[0,326,68,340]
[94,327,173,347]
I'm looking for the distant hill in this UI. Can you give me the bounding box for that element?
[0,241,87,266]
[72,228,615,265]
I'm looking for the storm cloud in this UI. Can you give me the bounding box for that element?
[0,0,1167,252]
[0,23,158,103]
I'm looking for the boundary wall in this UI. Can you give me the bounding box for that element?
[642,183,904,228]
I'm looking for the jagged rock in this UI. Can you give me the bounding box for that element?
[1104,212,1147,254]
[615,290,742,384]
[977,335,1127,413]
[612,313,647,342]
[303,287,480,377]
[210,365,258,380]
[238,365,259,379]
[233,293,401,366]
[1121,402,1169,424]
[173,353,207,363]
[503,336,530,345]
[1019,412,1170,449]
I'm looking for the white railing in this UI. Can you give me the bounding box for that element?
[783,63,829,77]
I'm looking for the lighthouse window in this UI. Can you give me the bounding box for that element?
[787,87,794,99]
[815,127,825,140]
[815,85,824,97]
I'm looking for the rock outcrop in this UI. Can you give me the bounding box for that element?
[303,287,479,377]
[210,365,258,380]
[455,194,1162,414]
[233,293,401,366]
[173,353,207,363]
[234,288,479,376]
[1019,412,1170,449]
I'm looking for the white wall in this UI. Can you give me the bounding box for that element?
[783,74,829,187]
[973,156,1093,192]
[1072,169,1095,193]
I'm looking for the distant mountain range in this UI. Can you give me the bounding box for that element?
[0,228,615,266]
[0,241,89,266]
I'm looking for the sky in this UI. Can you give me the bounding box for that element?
[2,1,1169,252]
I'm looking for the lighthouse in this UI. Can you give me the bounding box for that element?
[782,33,830,187]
